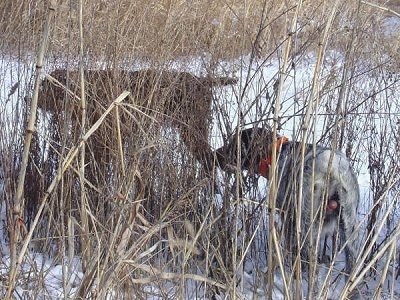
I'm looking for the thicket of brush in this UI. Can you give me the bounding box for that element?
[1,0,400,299]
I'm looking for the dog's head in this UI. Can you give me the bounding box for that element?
[215,126,273,174]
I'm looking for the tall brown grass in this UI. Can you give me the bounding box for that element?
[1,0,400,299]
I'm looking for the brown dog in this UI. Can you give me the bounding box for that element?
[37,69,237,176]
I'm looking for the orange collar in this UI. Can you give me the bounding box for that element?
[259,136,289,178]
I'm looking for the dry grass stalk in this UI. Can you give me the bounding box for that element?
[266,0,305,297]
[361,0,400,17]
[77,0,92,273]
[5,1,56,298]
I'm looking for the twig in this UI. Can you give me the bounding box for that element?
[361,1,400,18]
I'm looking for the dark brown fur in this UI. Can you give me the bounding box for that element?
[38,69,237,174]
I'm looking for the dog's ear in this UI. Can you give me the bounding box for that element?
[239,127,272,172]
[248,127,273,156]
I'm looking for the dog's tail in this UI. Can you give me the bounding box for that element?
[330,152,359,222]
[329,151,360,272]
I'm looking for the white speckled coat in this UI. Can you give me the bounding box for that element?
[215,127,361,298]
[276,141,359,277]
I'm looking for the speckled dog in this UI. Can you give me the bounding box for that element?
[215,126,360,296]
